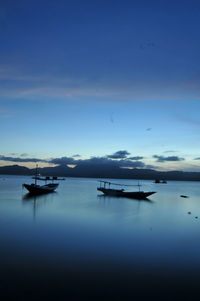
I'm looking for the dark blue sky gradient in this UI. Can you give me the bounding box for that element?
[1,0,200,170]
[1,0,200,80]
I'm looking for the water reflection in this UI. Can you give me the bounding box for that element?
[22,192,57,221]
[96,194,154,226]
[97,194,148,205]
[1,177,200,299]
[97,194,142,215]
[97,194,154,202]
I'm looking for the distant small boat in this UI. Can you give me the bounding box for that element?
[97,181,156,200]
[154,179,167,184]
[23,165,65,195]
[180,195,189,198]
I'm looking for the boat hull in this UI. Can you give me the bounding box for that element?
[23,183,59,194]
[97,187,156,199]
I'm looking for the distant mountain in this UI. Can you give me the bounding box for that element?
[0,165,32,175]
[36,165,74,177]
[0,164,200,181]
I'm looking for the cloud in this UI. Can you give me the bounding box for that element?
[107,150,130,159]
[0,152,154,170]
[76,157,145,169]
[49,157,76,166]
[163,150,177,153]
[0,154,79,166]
[128,156,144,161]
[49,155,147,169]
[2,64,199,102]
[153,155,185,162]
[118,159,145,168]
[145,164,157,169]
[0,155,46,163]
[77,157,116,166]
[0,67,122,100]
[176,115,200,128]
[20,153,28,157]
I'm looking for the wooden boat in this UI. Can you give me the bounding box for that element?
[23,182,59,194]
[97,181,156,200]
[23,165,65,195]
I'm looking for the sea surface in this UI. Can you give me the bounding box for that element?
[0,175,200,300]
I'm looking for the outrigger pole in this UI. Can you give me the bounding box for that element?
[98,180,142,188]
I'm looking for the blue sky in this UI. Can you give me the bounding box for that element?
[1,0,200,171]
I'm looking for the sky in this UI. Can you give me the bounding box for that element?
[1,0,200,171]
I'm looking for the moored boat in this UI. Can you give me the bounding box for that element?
[23,165,65,195]
[97,181,156,200]
[23,182,59,194]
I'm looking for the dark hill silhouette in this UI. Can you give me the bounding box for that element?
[37,165,73,177]
[0,165,32,175]
[72,163,120,178]
[0,164,200,181]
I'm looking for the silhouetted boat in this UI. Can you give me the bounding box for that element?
[23,165,65,194]
[23,181,59,194]
[154,179,167,184]
[97,181,156,200]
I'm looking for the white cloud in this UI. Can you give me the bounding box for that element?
[1,64,200,101]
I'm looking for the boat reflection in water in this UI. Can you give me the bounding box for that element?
[22,192,56,221]
[97,181,156,200]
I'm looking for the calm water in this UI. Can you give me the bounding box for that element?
[1,175,200,300]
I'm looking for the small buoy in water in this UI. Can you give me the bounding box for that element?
[180,195,189,198]
[188,212,191,214]
[195,216,198,219]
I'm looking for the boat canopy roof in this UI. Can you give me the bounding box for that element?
[32,176,65,181]
[98,180,141,187]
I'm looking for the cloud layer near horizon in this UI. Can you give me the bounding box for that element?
[0,150,189,170]
[0,151,148,169]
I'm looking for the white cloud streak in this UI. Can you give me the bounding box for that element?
[1,64,200,101]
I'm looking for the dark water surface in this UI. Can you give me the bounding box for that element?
[1,176,200,300]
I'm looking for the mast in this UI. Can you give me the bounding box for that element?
[35,164,38,185]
